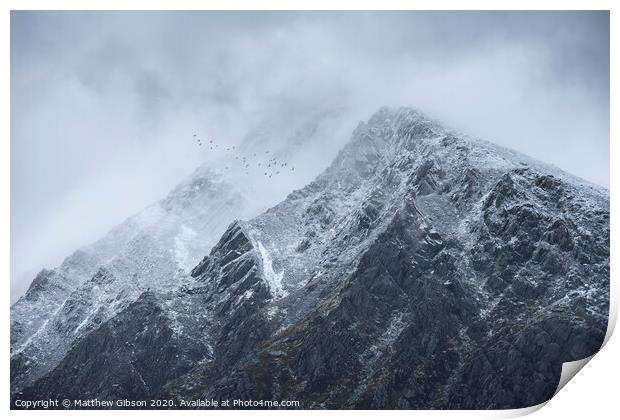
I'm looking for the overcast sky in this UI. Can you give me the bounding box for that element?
[11,11,609,299]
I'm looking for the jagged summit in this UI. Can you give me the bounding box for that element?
[12,106,609,409]
[230,107,606,312]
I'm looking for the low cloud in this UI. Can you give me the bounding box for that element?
[10,11,609,299]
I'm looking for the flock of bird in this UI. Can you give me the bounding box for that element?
[193,133,295,178]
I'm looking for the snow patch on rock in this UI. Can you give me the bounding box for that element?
[256,242,287,298]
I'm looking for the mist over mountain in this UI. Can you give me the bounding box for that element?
[11,11,610,302]
[11,107,609,409]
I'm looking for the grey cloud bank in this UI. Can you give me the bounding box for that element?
[10,11,609,300]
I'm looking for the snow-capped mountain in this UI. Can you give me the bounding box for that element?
[12,107,609,409]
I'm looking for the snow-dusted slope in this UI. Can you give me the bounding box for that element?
[10,167,249,391]
[11,106,348,394]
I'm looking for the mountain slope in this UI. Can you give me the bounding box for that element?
[10,106,347,395]
[13,107,609,409]
[10,167,250,392]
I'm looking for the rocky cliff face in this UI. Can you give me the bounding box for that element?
[12,107,609,409]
